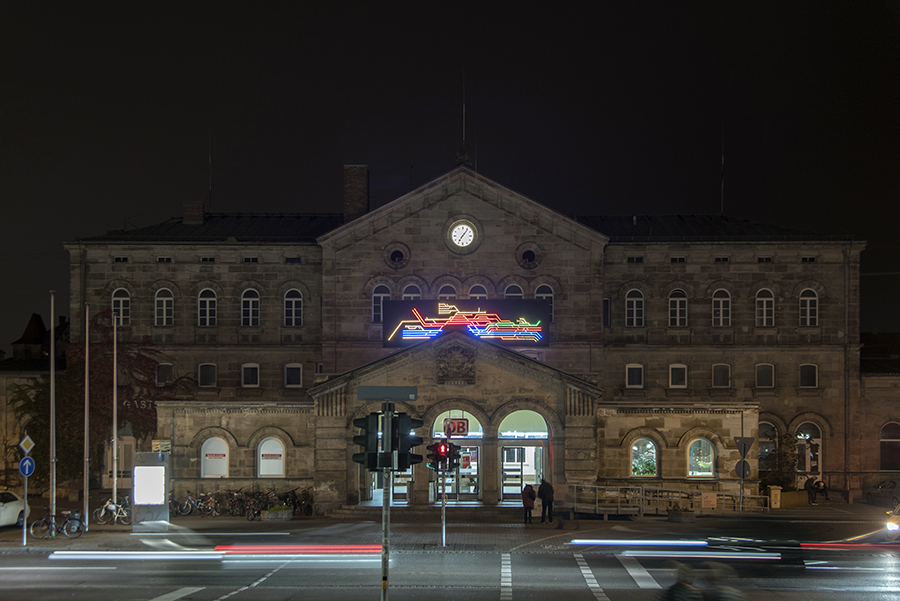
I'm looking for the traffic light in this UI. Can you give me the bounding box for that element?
[352,413,380,470]
[394,413,424,471]
[426,438,449,470]
[447,442,461,470]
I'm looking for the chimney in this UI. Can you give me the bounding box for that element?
[343,165,369,223]
[183,202,205,225]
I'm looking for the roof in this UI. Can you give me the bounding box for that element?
[73,213,344,244]
[577,214,860,243]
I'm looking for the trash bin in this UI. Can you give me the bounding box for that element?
[768,485,781,509]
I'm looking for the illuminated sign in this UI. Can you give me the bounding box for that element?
[383,300,550,347]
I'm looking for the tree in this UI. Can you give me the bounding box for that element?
[8,309,192,488]
[759,432,819,492]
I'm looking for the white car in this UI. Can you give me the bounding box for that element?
[0,490,30,527]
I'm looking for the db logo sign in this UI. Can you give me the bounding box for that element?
[443,418,469,437]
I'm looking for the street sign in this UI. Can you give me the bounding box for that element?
[734,437,755,459]
[734,460,751,478]
[19,457,35,477]
[443,418,468,437]
[19,435,34,456]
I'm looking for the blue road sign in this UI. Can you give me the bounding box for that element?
[19,457,35,477]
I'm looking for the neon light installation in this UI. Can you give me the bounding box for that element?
[388,303,543,343]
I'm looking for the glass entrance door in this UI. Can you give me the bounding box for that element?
[501,445,544,500]
[437,445,480,502]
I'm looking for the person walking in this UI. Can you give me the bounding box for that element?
[804,476,817,505]
[664,562,703,600]
[538,478,554,524]
[521,483,536,524]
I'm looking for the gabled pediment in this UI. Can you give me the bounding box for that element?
[317,166,608,252]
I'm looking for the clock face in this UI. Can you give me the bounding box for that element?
[451,224,475,247]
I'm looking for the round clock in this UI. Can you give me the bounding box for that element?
[444,217,482,254]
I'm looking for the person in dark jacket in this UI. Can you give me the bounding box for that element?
[804,476,817,505]
[537,479,554,523]
[521,484,536,524]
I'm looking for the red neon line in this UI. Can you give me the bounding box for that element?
[800,543,900,549]
[215,544,382,554]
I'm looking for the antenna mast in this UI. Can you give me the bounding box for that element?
[720,122,725,215]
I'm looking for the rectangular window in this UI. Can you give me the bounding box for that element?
[603,298,611,328]
[802,256,817,263]
[669,364,688,388]
[157,257,172,263]
[114,256,128,263]
[243,257,259,263]
[671,256,685,263]
[316,362,324,374]
[756,364,775,388]
[284,364,303,388]
[758,256,772,263]
[627,256,644,263]
[626,364,644,388]
[156,363,173,386]
[198,364,217,387]
[714,257,729,263]
[242,364,260,388]
[712,364,731,388]
[285,257,302,264]
[799,364,818,388]
[200,257,215,263]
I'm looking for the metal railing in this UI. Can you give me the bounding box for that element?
[570,484,769,517]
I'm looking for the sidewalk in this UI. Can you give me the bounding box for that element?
[0,500,890,555]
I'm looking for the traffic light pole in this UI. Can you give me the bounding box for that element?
[381,402,393,601]
[441,467,446,547]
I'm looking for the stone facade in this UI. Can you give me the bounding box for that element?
[59,166,869,512]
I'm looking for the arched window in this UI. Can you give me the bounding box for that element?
[881,423,900,471]
[431,410,484,439]
[468,285,487,299]
[756,363,775,388]
[438,285,457,300]
[632,439,657,476]
[198,289,217,326]
[402,285,421,300]
[241,289,260,326]
[258,437,285,478]
[112,289,130,325]
[535,284,554,322]
[712,289,731,327]
[625,290,644,327]
[759,422,777,471]
[284,289,302,327]
[669,289,687,327]
[497,410,549,439]
[756,289,775,327]
[688,439,715,477]
[797,423,822,474]
[154,289,173,327]
[504,285,523,299]
[201,437,228,478]
[800,289,818,326]
[372,285,390,323]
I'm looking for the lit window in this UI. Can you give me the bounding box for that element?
[284,289,302,327]
[198,363,217,387]
[669,289,687,327]
[712,289,731,327]
[241,363,260,388]
[756,289,775,327]
[535,284,554,322]
[626,364,644,388]
[198,289,217,326]
[625,290,644,327]
[670,364,688,388]
[688,439,714,476]
[155,289,174,327]
[258,437,285,478]
[284,364,303,388]
[402,285,421,300]
[800,289,818,326]
[504,285,523,299]
[632,439,657,476]
[201,437,228,478]
[797,423,821,473]
[372,285,390,323]
[712,364,731,388]
[241,290,260,327]
[756,364,775,388]
[799,364,818,388]
[112,289,130,325]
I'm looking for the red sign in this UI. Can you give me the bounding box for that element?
[205,453,226,459]
[444,418,469,437]
[261,454,282,460]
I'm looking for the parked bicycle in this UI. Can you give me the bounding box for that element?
[30,510,85,539]
[92,497,132,525]
[177,491,219,516]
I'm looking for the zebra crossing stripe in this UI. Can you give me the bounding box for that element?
[574,553,610,601]
[617,555,662,589]
[500,552,512,601]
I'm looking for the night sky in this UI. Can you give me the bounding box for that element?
[2,3,899,355]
